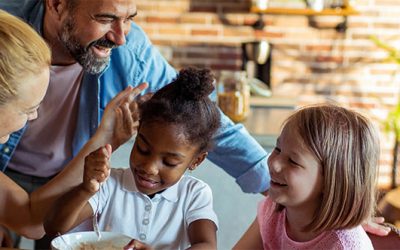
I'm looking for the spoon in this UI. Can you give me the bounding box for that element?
[92,182,103,240]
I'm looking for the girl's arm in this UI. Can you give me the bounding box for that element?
[0,85,145,239]
[43,185,94,235]
[187,219,217,250]
[28,84,147,233]
[233,218,263,250]
[44,145,111,235]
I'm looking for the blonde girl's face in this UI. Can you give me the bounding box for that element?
[129,122,205,196]
[0,67,49,144]
[267,123,324,211]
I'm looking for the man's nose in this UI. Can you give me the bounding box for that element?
[106,20,130,46]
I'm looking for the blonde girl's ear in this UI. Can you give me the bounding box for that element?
[189,152,208,171]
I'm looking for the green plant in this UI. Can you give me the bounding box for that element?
[371,35,400,188]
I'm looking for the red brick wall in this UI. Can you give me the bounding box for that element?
[135,0,400,188]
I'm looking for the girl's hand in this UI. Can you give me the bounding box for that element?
[124,239,154,250]
[82,145,112,194]
[362,216,391,236]
[97,83,149,151]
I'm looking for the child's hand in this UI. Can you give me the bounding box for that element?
[362,216,391,236]
[82,144,112,194]
[97,83,148,150]
[124,239,154,250]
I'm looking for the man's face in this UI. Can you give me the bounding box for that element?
[59,0,137,74]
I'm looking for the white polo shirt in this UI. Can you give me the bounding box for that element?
[88,168,218,250]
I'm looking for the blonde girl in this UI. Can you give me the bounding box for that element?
[234,104,378,249]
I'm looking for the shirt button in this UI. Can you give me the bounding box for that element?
[139,233,146,240]
[142,219,149,225]
[3,147,10,154]
[145,205,151,211]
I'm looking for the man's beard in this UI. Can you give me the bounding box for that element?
[60,17,117,74]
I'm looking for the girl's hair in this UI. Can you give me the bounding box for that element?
[0,10,51,106]
[284,104,379,233]
[140,67,221,152]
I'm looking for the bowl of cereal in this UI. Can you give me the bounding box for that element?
[51,231,132,250]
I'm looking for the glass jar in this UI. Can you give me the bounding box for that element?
[252,0,269,10]
[217,71,250,123]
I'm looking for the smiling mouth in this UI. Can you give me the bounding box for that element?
[271,179,288,187]
[135,173,160,189]
[92,45,112,57]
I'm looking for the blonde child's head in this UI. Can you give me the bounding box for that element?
[283,104,379,233]
[0,10,51,105]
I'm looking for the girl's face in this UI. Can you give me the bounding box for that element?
[129,121,206,196]
[0,67,49,144]
[267,123,324,211]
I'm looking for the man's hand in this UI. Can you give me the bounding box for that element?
[82,145,112,194]
[97,83,148,150]
[362,216,391,236]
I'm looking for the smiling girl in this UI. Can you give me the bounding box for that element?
[44,67,221,250]
[234,104,378,249]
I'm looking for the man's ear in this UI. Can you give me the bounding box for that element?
[189,152,208,171]
[45,0,66,19]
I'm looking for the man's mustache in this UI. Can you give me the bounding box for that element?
[89,38,117,49]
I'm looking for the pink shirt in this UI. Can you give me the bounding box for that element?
[8,64,83,177]
[257,196,374,250]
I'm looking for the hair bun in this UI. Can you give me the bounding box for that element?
[176,67,215,100]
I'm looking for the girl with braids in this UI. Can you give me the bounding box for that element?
[45,67,221,250]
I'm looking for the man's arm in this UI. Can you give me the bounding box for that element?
[129,24,270,193]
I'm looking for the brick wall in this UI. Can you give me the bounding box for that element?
[135,0,400,189]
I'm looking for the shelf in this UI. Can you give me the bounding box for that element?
[251,6,358,16]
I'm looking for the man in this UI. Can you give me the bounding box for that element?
[0,0,269,248]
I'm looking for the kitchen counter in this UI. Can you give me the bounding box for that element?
[240,95,296,151]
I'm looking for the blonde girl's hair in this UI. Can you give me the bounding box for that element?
[284,103,379,233]
[0,10,51,105]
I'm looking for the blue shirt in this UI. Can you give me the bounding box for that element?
[0,0,270,193]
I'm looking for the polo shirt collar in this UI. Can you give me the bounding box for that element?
[122,168,181,202]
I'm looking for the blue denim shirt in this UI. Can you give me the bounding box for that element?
[0,0,270,193]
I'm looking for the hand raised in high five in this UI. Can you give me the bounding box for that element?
[82,144,112,194]
[96,83,148,151]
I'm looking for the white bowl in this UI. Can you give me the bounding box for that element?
[51,231,132,250]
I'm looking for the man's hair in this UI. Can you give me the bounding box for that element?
[140,67,221,152]
[0,10,51,105]
[283,104,379,233]
[66,0,79,11]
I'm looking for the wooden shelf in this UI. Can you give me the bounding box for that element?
[251,6,358,16]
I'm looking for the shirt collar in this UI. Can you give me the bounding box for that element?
[122,169,181,202]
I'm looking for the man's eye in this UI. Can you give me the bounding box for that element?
[273,147,281,153]
[97,18,114,23]
[126,17,135,22]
